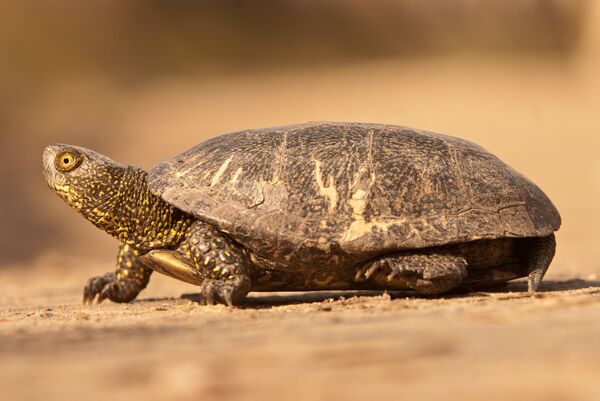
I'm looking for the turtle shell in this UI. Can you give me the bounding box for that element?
[148,122,560,266]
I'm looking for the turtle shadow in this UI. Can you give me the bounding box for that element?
[176,279,600,308]
[474,279,600,294]
[180,290,394,308]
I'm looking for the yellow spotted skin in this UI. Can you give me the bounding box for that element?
[89,166,194,253]
[175,221,252,305]
[44,145,192,254]
[43,144,254,305]
[83,244,153,303]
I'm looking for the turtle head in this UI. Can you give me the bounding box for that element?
[42,144,127,225]
[43,144,190,251]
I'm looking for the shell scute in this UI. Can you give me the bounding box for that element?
[148,122,560,264]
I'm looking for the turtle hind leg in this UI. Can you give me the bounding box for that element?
[526,234,556,292]
[356,252,468,294]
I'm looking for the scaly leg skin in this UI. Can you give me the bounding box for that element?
[83,244,153,304]
[181,221,252,306]
[356,252,468,294]
[527,234,556,292]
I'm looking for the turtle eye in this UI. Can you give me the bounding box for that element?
[56,152,81,172]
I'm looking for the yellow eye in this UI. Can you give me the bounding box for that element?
[56,152,81,172]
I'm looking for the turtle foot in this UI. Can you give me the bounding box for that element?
[83,272,139,304]
[357,253,468,294]
[198,275,251,307]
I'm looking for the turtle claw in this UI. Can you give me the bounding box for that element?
[355,261,383,281]
[365,261,383,280]
[198,280,233,307]
[197,276,250,307]
[83,273,114,304]
[221,287,234,307]
[82,272,138,304]
[199,280,217,305]
[97,283,119,304]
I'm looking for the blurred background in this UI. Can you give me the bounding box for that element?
[1,0,598,278]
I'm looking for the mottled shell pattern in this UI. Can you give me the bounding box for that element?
[148,122,560,266]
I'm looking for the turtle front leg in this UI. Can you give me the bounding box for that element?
[83,244,153,304]
[356,252,468,294]
[181,221,252,306]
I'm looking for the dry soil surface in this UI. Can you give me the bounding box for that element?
[1,263,600,401]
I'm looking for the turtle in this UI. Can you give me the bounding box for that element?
[42,122,560,306]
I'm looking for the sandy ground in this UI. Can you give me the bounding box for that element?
[1,261,600,401]
[2,4,600,401]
